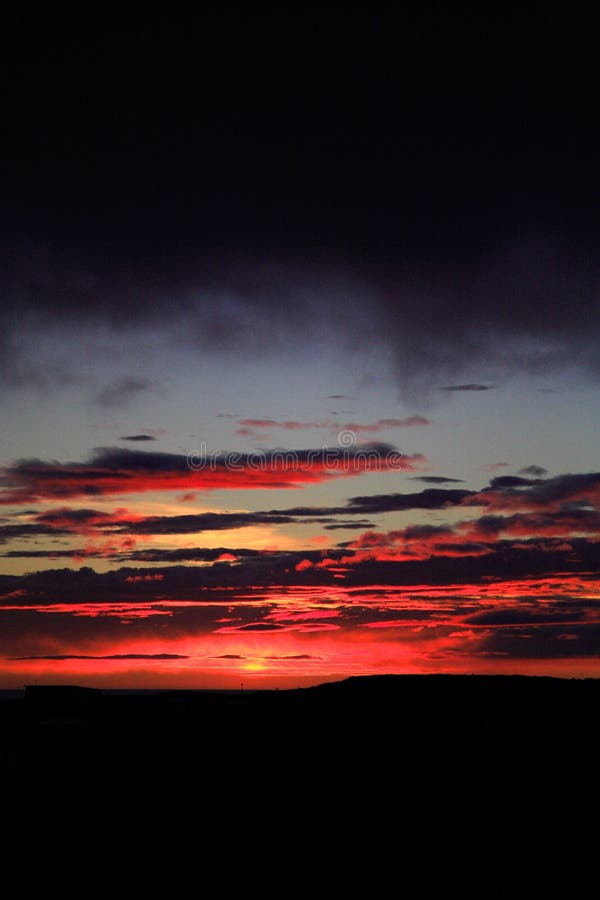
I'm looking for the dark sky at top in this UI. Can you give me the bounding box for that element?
[3,8,599,262]
[2,8,600,401]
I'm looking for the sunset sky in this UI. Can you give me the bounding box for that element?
[2,10,600,687]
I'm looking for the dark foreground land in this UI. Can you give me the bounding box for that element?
[2,675,598,883]
[3,673,599,783]
[3,673,598,764]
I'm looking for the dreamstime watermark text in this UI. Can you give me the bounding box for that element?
[186,430,409,473]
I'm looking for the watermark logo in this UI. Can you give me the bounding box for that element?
[337,429,357,447]
[187,431,409,473]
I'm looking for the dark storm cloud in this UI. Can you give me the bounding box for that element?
[345,488,475,514]
[211,654,246,660]
[37,508,109,526]
[1,546,266,562]
[478,472,600,509]
[488,476,543,489]
[411,476,465,484]
[120,434,157,442]
[478,623,600,660]
[348,506,600,558]
[1,240,600,404]
[323,521,375,531]
[234,624,285,632]
[0,549,354,603]
[465,608,582,627]
[11,653,189,660]
[529,473,600,503]
[402,524,454,540]
[123,548,263,563]
[264,654,320,660]
[477,508,600,536]
[440,384,495,392]
[0,523,69,541]
[2,237,600,403]
[432,541,486,555]
[93,377,154,409]
[341,539,600,587]
[114,512,296,535]
[518,465,548,477]
[2,550,76,558]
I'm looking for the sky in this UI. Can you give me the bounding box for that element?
[1,9,600,688]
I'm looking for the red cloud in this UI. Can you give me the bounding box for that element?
[0,445,423,504]
[238,419,278,427]
[467,474,600,515]
[343,505,600,563]
[73,537,137,562]
[36,507,143,533]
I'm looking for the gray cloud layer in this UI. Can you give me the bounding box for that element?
[2,236,600,402]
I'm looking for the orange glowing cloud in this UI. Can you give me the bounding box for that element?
[0,445,424,504]
[2,574,600,686]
